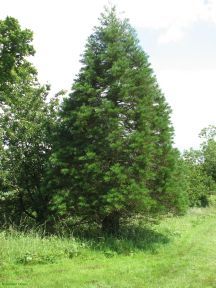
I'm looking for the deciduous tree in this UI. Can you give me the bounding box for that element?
[0,17,59,227]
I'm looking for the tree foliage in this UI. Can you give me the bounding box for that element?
[182,125,216,208]
[183,148,213,207]
[0,17,59,226]
[53,8,187,233]
[0,16,36,102]
[200,125,216,183]
[0,11,198,234]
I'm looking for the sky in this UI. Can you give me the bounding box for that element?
[0,0,216,151]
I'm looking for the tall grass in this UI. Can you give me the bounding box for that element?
[1,204,216,287]
[0,229,84,266]
[1,204,216,266]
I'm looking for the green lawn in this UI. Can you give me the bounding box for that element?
[1,206,216,287]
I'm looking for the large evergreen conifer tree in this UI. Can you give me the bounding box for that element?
[55,7,187,233]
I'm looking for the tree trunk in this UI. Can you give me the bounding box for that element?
[102,213,120,235]
[35,205,55,235]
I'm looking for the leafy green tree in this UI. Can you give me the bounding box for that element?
[0,16,36,103]
[0,17,59,227]
[183,148,213,207]
[200,125,216,183]
[0,85,59,225]
[53,7,187,233]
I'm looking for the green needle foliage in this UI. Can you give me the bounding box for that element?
[53,7,187,233]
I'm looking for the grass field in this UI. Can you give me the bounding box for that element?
[1,206,216,288]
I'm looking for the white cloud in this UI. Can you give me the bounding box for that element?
[116,0,201,29]
[114,0,216,43]
[156,69,216,150]
[158,26,185,44]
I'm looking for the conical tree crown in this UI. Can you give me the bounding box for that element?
[56,7,187,222]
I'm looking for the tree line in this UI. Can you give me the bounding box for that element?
[0,8,215,234]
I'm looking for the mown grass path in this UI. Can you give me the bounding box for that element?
[1,207,216,287]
